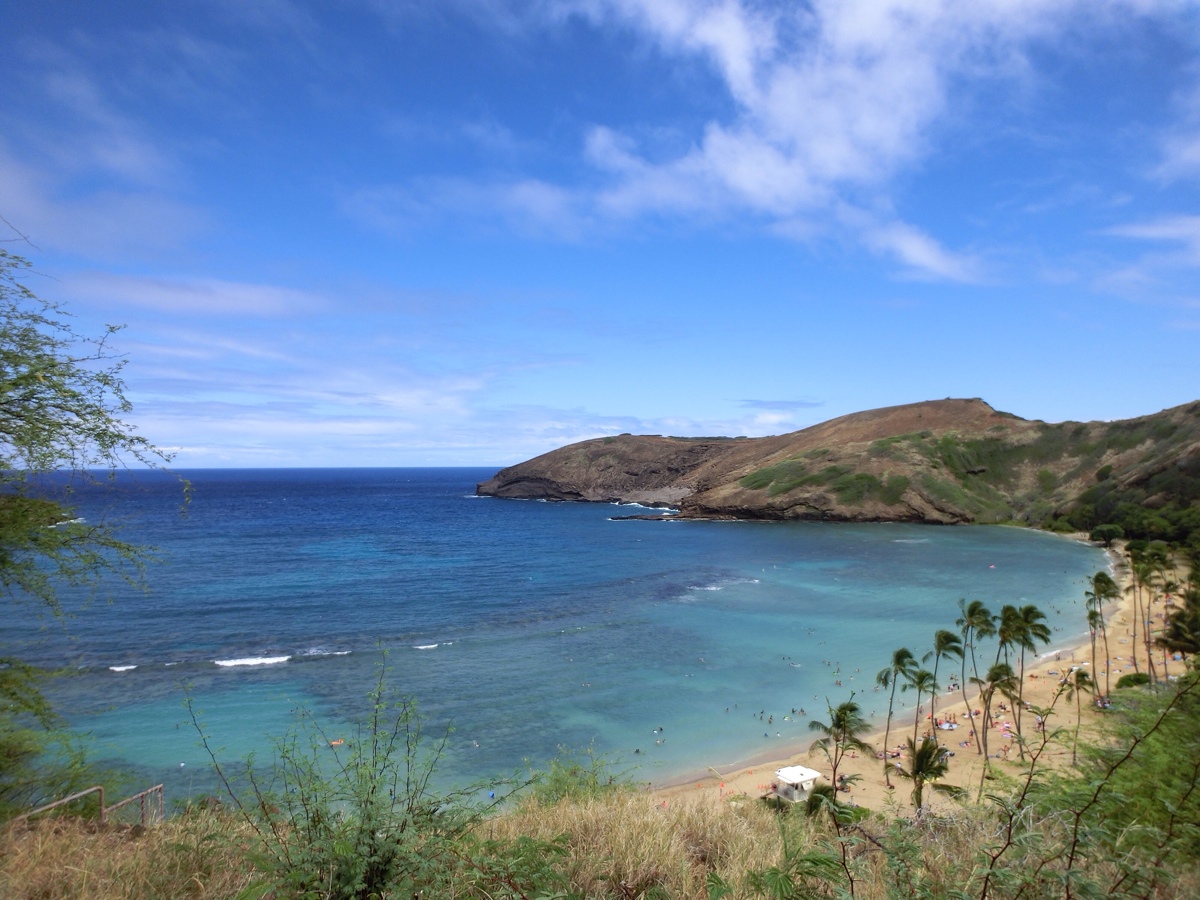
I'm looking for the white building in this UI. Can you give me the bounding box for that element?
[773,765,823,803]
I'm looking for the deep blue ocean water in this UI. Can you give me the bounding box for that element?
[6,468,1109,800]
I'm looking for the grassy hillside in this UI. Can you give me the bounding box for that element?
[665,400,1200,549]
[480,399,1200,548]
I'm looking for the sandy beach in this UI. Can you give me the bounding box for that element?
[655,538,1188,813]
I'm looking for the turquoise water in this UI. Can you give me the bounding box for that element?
[6,468,1107,799]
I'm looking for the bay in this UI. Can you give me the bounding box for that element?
[5,468,1108,800]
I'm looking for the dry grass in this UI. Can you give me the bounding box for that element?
[480,791,793,898]
[6,790,1200,899]
[0,805,258,900]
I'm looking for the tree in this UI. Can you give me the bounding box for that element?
[808,697,873,791]
[1151,548,1178,680]
[0,249,173,610]
[904,667,937,745]
[1059,667,1092,766]
[971,662,1018,791]
[1126,551,1156,678]
[1012,604,1051,752]
[956,598,995,755]
[993,604,1021,669]
[926,629,962,732]
[1086,571,1119,698]
[1089,523,1124,548]
[0,248,174,816]
[895,736,963,811]
[1157,585,1200,661]
[875,647,917,786]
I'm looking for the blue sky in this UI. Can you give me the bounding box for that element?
[2,1,1198,467]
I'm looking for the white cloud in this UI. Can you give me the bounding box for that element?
[342,177,584,238]
[65,272,328,317]
[570,0,1200,280]
[0,34,204,261]
[862,219,983,283]
[562,0,1110,277]
[1108,215,1200,265]
[34,66,175,187]
[1155,71,1200,182]
[360,0,1150,279]
[0,141,203,260]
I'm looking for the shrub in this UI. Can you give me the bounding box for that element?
[1089,523,1124,547]
[1036,469,1057,493]
[189,661,563,899]
[1116,672,1151,689]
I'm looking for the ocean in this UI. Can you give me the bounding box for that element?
[6,468,1108,801]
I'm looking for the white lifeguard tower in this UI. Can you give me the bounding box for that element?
[773,765,823,803]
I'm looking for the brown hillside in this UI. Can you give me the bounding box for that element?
[477,398,1200,529]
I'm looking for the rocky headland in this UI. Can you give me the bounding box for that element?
[477,398,1200,528]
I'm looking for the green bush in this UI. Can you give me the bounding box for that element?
[1089,523,1124,547]
[832,473,880,504]
[1116,672,1152,689]
[190,662,565,900]
[880,475,910,505]
[1036,469,1057,493]
[527,744,631,805]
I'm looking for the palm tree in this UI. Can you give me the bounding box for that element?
[993,604,1021,668]
[905,668,938,745]
[1146,545,1174,687]
[1158,572,1180,678]
[1059,668,1092,766]
[895,736,964,810]
[1157,585,1200,663]
[1086,571,1119,698]
[1086,607,1103,692]
[926,629,962,731]
[1012,604,1051,752]
[1126,552,1156,676]
[971,662,1018,794]
[875,647,917,786]
[956,599,994,755]
[808,698,874,789]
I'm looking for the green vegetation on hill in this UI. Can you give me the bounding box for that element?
[739,457,910,506]
[1066,456,1200,549]
[734,403,1200,547]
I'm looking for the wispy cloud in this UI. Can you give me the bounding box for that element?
[1104,214,1200,274]
[1093,216,1200,308]
[66,272,328,317]
[1154,72,1200,182]
[0,140,203,260]
[861,219,983,283]
[0,30,206,261]
[559,0,1101,278]
[1107,215,1200,265]
[32,63,175,187]
[342,177,585,239]
[348,0,1144,280]
[739,399,824,411]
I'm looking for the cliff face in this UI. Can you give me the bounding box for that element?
[476,398,1200,527]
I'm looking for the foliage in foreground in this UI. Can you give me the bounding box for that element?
[189,662,569,899]
[5,665,1200,899]
[1,249,180,821]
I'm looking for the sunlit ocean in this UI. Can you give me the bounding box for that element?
[6,468,1107,800]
